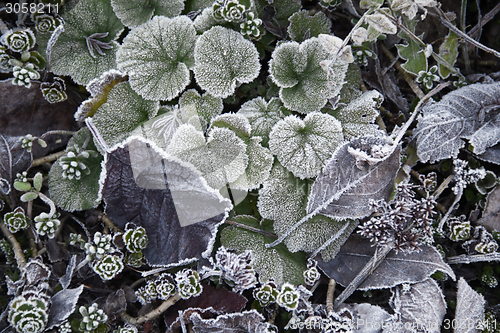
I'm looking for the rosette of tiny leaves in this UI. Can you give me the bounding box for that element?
[111,0,184,28]
[84,232,113,261]
[471,227,499,254]
[155,273,177,300]
[13,64,40,89]
[276,283,300,311]
[269,37,348,113]
[20,135,34,152]
[70,233,86,249]
[117,15,197,101]
[124,252,143,268]
[240,12,262,39]
[175,269,203,299]
[3,207,30,233]
[123,226,148,253]
[213,0,251,22]
[40,78,67,104]
[58,144,98,181]
[92,254,124,280]
[2,29,36,53]
[253,282,279,307]
[481,265,498,288]
[135,280,159,305]
[212,247,257,293]
[79,303,108,332]
[113,325,138,333]
[303,261,320,286]
[0,46,13,72]
[0,239,15,264]
[416,65,440,90]
[34,213,60,239]
[193,26,260,98]
[58,320,72,333]
[448,216,471,241]
[8,294,49,333]
[31,12,63,33]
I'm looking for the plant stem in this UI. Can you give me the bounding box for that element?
[31,151,66,167]
[98,213,123,234]
[225,220,277,239]
[437,186,462,233]
[38,192,56,217]
[447,253,500,265]
[467,3,500,40]
[39,130,76,140]
[326,279,336,314]
[0,223,26,268]
[460,0,472,74]
[120,293,181,325]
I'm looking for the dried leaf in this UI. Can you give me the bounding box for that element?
[318,235,455,289]
[455,277,485,333]
[190,309,275,333]
[47,285,84,329]
[477,185,500,231]
[339,303,391,333]
[0,134,32,191]
[105,289,127,315]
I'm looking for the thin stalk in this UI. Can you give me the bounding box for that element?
[468,3,500,39]
[225,220,277,239]
[31,151,66,167]
[0,223,26,268]
[437,186,462,233]
[460,0,472,74]
[326,279,336,314]
[448,253,500,265]
[39,130,75,140]
[120,293,181,325]
[99,213,123,234]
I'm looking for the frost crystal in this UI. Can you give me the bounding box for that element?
[448,215,471,241]
[452,159,486,195]
[209,247,258,293]
[213,0,251,22]
[463,226,499,254]
[32,11,63,33]
[122,226,148,253]
[303,260,321,286]
[84,232,113,262]
[391,0,437,20]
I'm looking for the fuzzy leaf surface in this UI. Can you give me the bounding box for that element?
[396,29,427,75]
[47,285,84,329]
[414,82,500,162]
[318,235,455,289]
[269,112,343,179]
[455,277,485,333]
[117,15,197,101]
[101,136,232,267]
[307,136,400,221]
[49,128,103,211]
[194,26,260,98]
[209,114,252,140]
[0,134,32,192]
[221,215,306,286]
[287,10,331,43]
[111,0,184,27]
[230,137,273,190]
[179,89,223,131]
[190,310,274,333]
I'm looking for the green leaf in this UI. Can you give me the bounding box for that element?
[184,0,216,13]
[365,12,397,35]
[33,172,43,192]
[396,23,427,75]
[13,181,31,192]
[49,128,103,211]
[117,15,197,101]
[20,192,38,202]
[287,10,331,43]
[91,81,159,147]
[38,0,124,85]
[221,215,307,286]
[269,37,348,113]
[179,89,223,131]
[268,112,343,179]
[111,0,184,27]
[438,30,458,79]
[194,26,261,98]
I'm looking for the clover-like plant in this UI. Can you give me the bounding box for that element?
[8,294,49,333]
[175,269,203,299]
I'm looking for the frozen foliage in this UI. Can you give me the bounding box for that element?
[12,64,40,89]
[58,145,98,181]
[318,34,354,63]
[253,282,279,306]
[8,293,49,333]
[190,310,277,333]
[438,31,459,79]
[123,226,148,253]
[269,37,348,112]
[0,46,13,72]
[34,213,60,239]
[287,10,331,43]
[111,0,184,27]
[396,27,428,76]
[240,12,263,39]
[92,254,124,280]
[1,28,36,53]
[269,112,343,179]
[79,303,107,332]
[230,137,273,190]
[194,26,260,98]
[237,97,286,146]
[47,286,84,330]
[40,77,67,104]
[32,11,63,33]
[210,113,252,139]
[414,82,500,162]
[416,65,441,90]
[179,89,223,131]
[117,16,197,101]
[167,125,248,189]
[455,277,485,333]
[150,105,184,144]
[276,283,300,311]
[451,158,486,195]
[391,0,437,20]
[175,269,203,299]
[3,207,30,233]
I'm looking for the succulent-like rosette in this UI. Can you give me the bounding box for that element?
[8,295,49,333]
[92,254,124,280]
[113,325,138,333]
[240,12,262,38]
[175,269,203,299]
[58,320,72,333]
[3,207,31,233]
[123,226,148,253]
[0,46,13,72]
[156,274,177,300]
[253,282,278,307]
[303,266,321,286]
[449,216,471,242]
[124,251,143,268]
[32,12,63,33]
[2,28,36,53]
[13,64,40,89]
[79,303,108,332]
[40,78,67,104]
[213,0,251,22]
[34,213,61,239]
[276,283,300,311]
[58,145,98,180]
[84,232,113,261]
[416,65,440,90]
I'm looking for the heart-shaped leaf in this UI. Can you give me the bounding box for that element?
[117,15,197,101]
[111,0,184,28]
[101,136,232,267]
[179,89,223,132]
[287,10,331,43]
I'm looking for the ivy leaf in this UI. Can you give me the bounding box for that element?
[221,215,307,286]
[111,0,184,28]
[329,90,383,140]
[190,310,276,333]
[38,0,124,85]
[0,134,32,193]
[91,81,159,147]
[269,37,348,113]
[306,136,400,221]
[237,97,286,147]
[269,112,343,179]
[101,136,232,267]
[287,10,331,43]
[117,15,197,101]
[47,285,84,329]
[179,89,223,132]
[414,82,500,162]
[48,128,103,211]
[166,125,248,190]
[318,235,455,289]
[194,26,261,98]
[396,22,427,75]
[438,30,459,79]
[455,277,485,333]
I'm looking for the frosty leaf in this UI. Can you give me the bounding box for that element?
[414,82,500,162]
[339,303,391,331]
[269,37,348,113]
[190,309,275,333]
[221,215,307,286]
[230,137,273,190]
[388,279,446,333]
[209,114,252,140]
[38,0,123,85]
[255,0,302,25]
[111,0,184,28]
[117,15,197,101]
[396,24,427,75]
[258,162,358,261]
[91,81,159,147]
[101,136,232,267]
[193,7,221,34]
[365,12,397,35]
[150,105,184,145]
[287,10,331,43]
[194,26,260,98]
[438,30,459,79]
[179,89,223,131]
[59,255,77,290]
[166,125,248,190]
[306,136,400,221]
[105,289,127,315]
[329,90,383,139]
[477,185,500,232]
[268,112,343,179]
[184,0,215,13]
[47,285,84,329]
[318,235,455,289]
[237,97,286,147]
[49,128,103,212]
[0,134,32,191]
[455,277,485,333]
